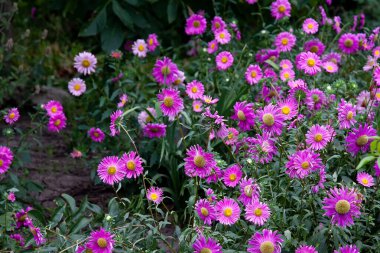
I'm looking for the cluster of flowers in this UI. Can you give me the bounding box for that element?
[132,33,160,58]
[9,207,46,247]
[42,100,67,132]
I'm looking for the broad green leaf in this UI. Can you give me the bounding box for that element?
[167,0,178,24]
[356,156,376,170]
[61,193,77,213]
[79,7,107,37]
[112,0,133,28]
[69,217,92,234]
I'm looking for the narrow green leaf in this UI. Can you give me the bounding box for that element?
[112,0,133,28]
[61,194,77,213]
[167,0,178,24]
[356,156,376,170]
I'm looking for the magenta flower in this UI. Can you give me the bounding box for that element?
[274,32,296,52]
[277,98,298,120]
[87,227,114,253]
[9,234,25,247]
[211,16,226,33]
[195,199,216,225]
[88,128,105,142]
[147,33,159,51]
[280,59,293,69]
[48,113,67,132]
[374,67,380,86]
[374,163,380,177]
[338,33,359,54]
[322,187,361,227]
[303,18,319,34]
[110,109,123,136]
[4,108,20,125]
[305,124,333,150]
[132,39,147,58]
[44,100,63,117]
[203,95,219,105]
[7,192,16,202]
[346,124,376,155]
[143,123,166,138]
[216,51,234,70]
[184,145,216,178]
[231,101,255,131]
[186,80,205,99]
[356,90,371,112]
[192,100,203,112]
[297,52,322,75]
[323,61,338,73]
[29,225,46,246]
[334,245,360,253]
[245,64,263,85]
[152,57,179,85]
[245,201,270,226]
[337,99,356,129]
[157,88,184,121]
[147,186,163,204]
[238,178,260,205]
[121,151,143,179]
[15,207,33,228]
[304,39,325,56]
[223,164,242,187]
[193,236,222,253]
[270,0,291,20]
[137,107,156,128]
[257,104,285,136]
[97,156,125,185]
[247,133,278,164]
[216,198,241,225]
[215,29,231,44]
[357,171,375,187]
[323,52,342,64]
[207,40,219,54]
[117,94,128,108]
[247,229,283,253]
[296,245,318,253]
[185,14,207,35]
[68,78,86,96]
[225,127,239,145]
[305,88,326,111]
[280,68,295,81]
[286,149,324,179]
[74,51,97,75]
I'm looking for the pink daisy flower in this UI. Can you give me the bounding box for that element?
[185,14,207,35]
[338,33,359,54]
[274,32,296,52]
[211,16,226,33]
[110,50,122,59]
[44,100,63,117]
[88,128,105,142]
[207,40,219,54]
[192,100,203,112]
[74,51,97,75]
[296,245,318,253]
[157,88,184,121]
[297,52,322,75]
[172,70,186,87]
[256,49,279,63]
[87,228,114,253]
[147,186,163,204]
[7,192,16,202]
[322,186,361,227]
[305,88,326,111]
[238,178,260,205]
[270,0,291,20]
[245,64,263,85]
[195,199,216,225]
[152,57,179,85]
[373,46,380,58]
[184,145,216,178]
[203,95,219,105]
[10,234,24,246]
[346,124,376,155]
[323,52,342,64]
[323,61,338,73]
[247,229,283,253]
[68,78,86,96]
[374,67,380,86]
[215,29,231,44]
[356,90,371,112]
[277,98,298,120]
[0,146,13,174]
[334,245,360,253]
[225,127,239,145]
[216,198,241,225]
[137,107,156,128]
[231,101,255,131]
[15,206,32,228]
[357,171,375,187]
[97,156,125,185]
[257,104,285,136]
[121,151,143,179]
[305,124,333,150]
[4,108,20,125]
[304,39,325,56]
[337,99,356,129]
[193,236,222,253]
[132,39,148,58]
[48,113,67,132]
[29,225,46,246]
[117,94,128,108]
[110,109,123,136]
[147,33,159,52]
[245,201,270,226]
[280,59,293,69]
[223,164,242,187]
[216,51,234,70]
[143,123,167,138]
[247,133,278,164]
[286,149,324,179]
[280,68,295,81]
[186,80,205,99]
[303,18,319,34]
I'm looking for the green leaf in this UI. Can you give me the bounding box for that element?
[28,209,46,225]
[100,22,126,52]
[112,0,133,28]
[167,0,178,23]
[49,205,65,228]
[356,156,376,170]
[124,0,139,6]
[61,193,77,213]
[264,59,280,70]
[69,217,92,234]
[79,7,107,37]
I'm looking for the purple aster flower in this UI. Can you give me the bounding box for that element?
[4,108,20,125]
[193,236,222,253]
[157,88,184,121]
[247,229,283,253]
[87,227,114,253]
[245,201,271,226]
[231,101,255,131]
[223,164,242,187]
[305,124,334,150]
[274,32,296,52]
[270,0,291,20]
[346,124,377,155]
[337,99,356,129]
[304,39,325,56]
[195,199,216,225]
[185,14,207,35]
[152,57,179,85]
[247,132,278,164]
[286,149,324,179]
[296,52,322,76]
[338,33,359,54]
[216,51,234,70]
[334,245,360,253]
[245,64,263,85]
[0,146,13,174]
[143,123,166,138]
[110,110,123,136]
[73,51,97,75]
[215,198,241,225]
[305,88,326,111]
[296,245,318,253]
[257,104,285,136]
[184,145,217,178]
[97,156,125,185]
[303,18,319,34]
[238,178,260,205]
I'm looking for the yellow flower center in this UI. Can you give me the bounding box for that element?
[283,72,290,79]
[200,207,209,216]
[282,64,288,68]
[314,133,323,142]
[251,71,257,78]
[74,84,81,91]
[163,97,174,107]
[229,173,237,181]
[281,38,289,45]
[307,58,316,67]
[200,248,212,253]
[194,155,206,168]
[126,160,136,171]
[260,241,275,253]
[344,39,353,47]
[262,113,274,126]
[356,135,368,146]
[224,207,233,217]
[219,33,225,39]
[146,116,153,123]
[310,46,318,53]
[281,106,290,115]
[244,185,253,197]
[362,178,369,185]
[107,166,117,175]
[301,161,309,169]
[150,193,158,200]
[254,208,263,217]
[82,59,91,68]
[19,214,27,222]
[327,66,333,71]
[335,199,350,214]
[227,133,234,139]
[346,111,353,120]
[191,87,198,93]
[193,21,200,28]
[0,159,3,166]
[161,66,171,75]
[237,110,246,121]
[94,132,99,137]
[195,105,200,110]
[97,238,107,248]
[221,56,228,63]
[215,22,221,29]
[211,43,215,49]
[376,93,380,99]
[9,113,15,119]
[54,119,61,126]
[149,39,153,45]
[138,44,145,52]
[307,23,314,29]
[205,98,212,103]
[278,5,286,13]
[51,106,57,113]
